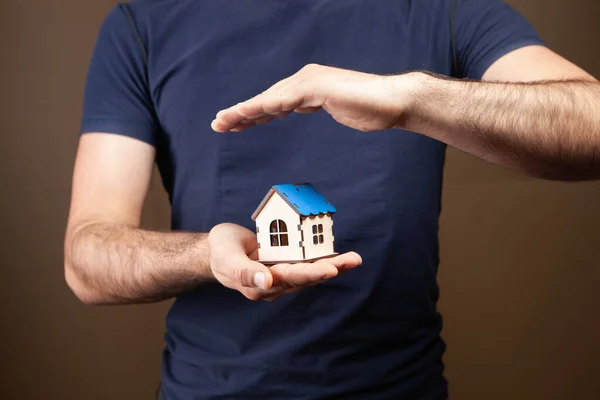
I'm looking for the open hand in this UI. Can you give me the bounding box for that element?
[208,223,362,301]
[211,64,416,133]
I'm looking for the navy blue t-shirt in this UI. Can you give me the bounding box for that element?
[81,1,543,398]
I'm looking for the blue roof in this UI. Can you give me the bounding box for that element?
[273,183,336,217]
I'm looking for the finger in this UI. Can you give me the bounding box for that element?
[230,121,256,132]
[239,109,290,121]
[324,251,363,273]
[262,292,285,302]
[215,105,246,125]
[270,262,339,288]
[234,76,294,118]
[253,114,275,125]
[262,280,324,301]
[212,118,239,133]
[213,109,292,132]
[285,284,318,293]
[235,286,276,302]
[213,71,328,132]
[212,102,292,132]
[212,102,256,132]
[222,257,274,290]
[274,110,292,118]
[295,253,363,278]
[238,91,305,117]
[329,251,363,268]
[294,106,322,114]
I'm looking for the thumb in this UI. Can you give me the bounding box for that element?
[233,260,273,290]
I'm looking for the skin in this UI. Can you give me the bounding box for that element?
[66,45,598,305]
[65,134,361,304]
[212,46,600,181]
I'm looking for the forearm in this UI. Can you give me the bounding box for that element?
[65,222,211,305]
[401,72,600,180]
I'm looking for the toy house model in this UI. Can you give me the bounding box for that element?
[251,183,337,264]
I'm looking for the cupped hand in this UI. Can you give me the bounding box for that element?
[208,223,362,301]
[211,64,417,133]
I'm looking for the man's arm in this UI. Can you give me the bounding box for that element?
[65,134,361,305]
[64,134,212,304]
[403,46,600,180]
[212,48,600,181]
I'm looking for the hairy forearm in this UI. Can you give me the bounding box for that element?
[401,72,600,180]
[65,222,212,305]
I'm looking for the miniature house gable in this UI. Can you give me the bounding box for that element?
[254,192,303,263]
[252,184,337,264]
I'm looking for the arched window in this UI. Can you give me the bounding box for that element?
[269,220,289,247]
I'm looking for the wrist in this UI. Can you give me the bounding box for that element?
[386,71,431,130]
[387,72,426,129]
[187,232,214,282]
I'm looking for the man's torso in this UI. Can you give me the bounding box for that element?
[128,1,450,398]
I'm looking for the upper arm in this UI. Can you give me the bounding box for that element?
[482,45,597,82]
[67,134,155,233]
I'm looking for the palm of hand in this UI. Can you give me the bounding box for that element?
[208,223,362,301]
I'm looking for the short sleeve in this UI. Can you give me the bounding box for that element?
[453,0,546,79]
[80,4,160,146]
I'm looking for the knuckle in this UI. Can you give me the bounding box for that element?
[271,91,294,112]
[280,97,297,111]
[275,89,287,103]
[302,63,320,72]
[231,268,250,287]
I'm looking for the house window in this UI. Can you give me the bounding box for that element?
[270,220,289,247]
[312,224,324,245]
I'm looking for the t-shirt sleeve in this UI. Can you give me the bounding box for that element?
[453,0,546,79]
[80,5,160,146]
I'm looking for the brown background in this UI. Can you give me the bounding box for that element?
[1,0,598,399]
